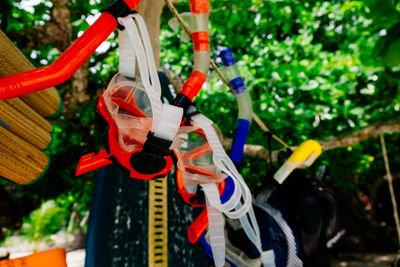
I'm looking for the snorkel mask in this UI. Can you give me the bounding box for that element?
[76,0,211,180]
[77,14,183,180]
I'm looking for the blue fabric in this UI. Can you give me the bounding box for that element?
[85,71,210,267]
[84,164,148,267]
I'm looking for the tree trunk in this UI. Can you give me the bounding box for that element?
[137,0,165,68]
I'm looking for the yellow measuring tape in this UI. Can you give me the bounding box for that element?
[148,178,168,266]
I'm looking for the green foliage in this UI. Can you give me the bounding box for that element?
[161,0,400,193]
[19,200,66,251]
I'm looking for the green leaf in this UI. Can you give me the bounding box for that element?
[299,80,319,91]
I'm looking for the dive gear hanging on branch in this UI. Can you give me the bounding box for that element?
[219,49,303,267]
[167,3,264,264]
[184,48,254,246]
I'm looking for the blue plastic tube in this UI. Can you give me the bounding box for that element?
[219,48,252,204]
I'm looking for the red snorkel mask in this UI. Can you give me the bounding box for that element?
[77,14,183,180]
[95,74,177,180]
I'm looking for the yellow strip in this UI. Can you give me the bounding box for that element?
[148,178,168,267]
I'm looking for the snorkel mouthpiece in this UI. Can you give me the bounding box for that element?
[130,132,173,176]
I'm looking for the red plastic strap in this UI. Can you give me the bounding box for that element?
[122,0,142,10]
[75,149,113,176]
[192,31,210,51]
[189,0,209,13]
[188,209,208,244]
[180,70,207,101]
[0,12,118,100]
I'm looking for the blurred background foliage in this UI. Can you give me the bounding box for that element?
[1,0,400,250]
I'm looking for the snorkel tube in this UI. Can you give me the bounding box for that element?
[0,0,142,100]
[220,49,253,201]
[171,0,210,111]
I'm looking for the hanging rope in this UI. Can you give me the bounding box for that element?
[163,0,289,149]
[380,134,400,250]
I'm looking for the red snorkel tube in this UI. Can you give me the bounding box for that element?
[0,0,142,100]
[171,0,210,111]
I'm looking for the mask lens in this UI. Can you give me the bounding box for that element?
[176,126,227,193]
[104,75,153,152]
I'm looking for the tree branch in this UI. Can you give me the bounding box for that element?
[320,120,400,150]
[137,0,165,68]
[163,67,183,94]
[222,120,400,161]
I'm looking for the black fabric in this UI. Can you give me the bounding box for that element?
[85,164,211,267]
[85,164,148,267]
[267,170,340,267]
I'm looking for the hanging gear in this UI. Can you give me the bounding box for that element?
[78,4,262,266]
[76,0,213,180]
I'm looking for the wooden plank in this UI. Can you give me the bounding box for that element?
[0,101,51,149]
[0,125,48,184]
[6,98,52,132]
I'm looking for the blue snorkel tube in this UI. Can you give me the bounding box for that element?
[196,48,253,266]
[219,48,253,203]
